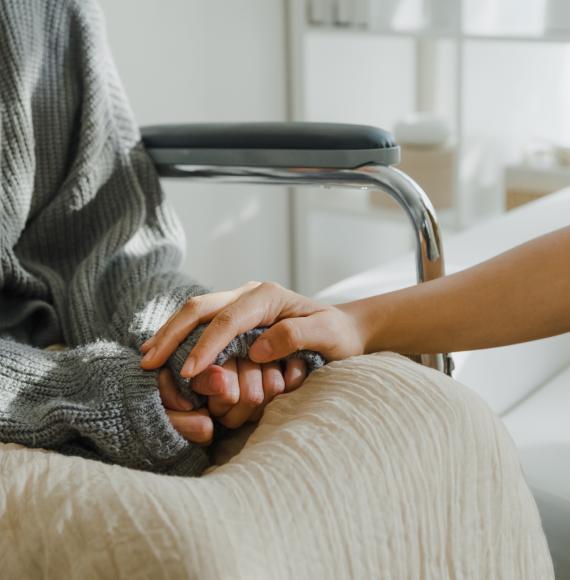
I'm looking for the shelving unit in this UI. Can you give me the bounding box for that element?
[304,26,570,44]
[286,0,570,295]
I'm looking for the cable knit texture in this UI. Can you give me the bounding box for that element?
[0,0,323,475]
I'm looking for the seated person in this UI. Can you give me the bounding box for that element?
[0,0,321,476]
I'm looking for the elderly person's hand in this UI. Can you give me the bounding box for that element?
[157,356,297,433]
[157,368,214,444]
[141,281,366,380]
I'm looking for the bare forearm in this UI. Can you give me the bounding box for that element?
[342,226,570,355]
[139,226,570,372]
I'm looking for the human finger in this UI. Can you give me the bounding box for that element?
[249,362,285,422]
[249,315,324,363]
[283,358,307,392]
[249,310,343,363]
[208,359,240,417]
[180,283,320,379]
[140,282,262,368]
[166,408,213,445]
[141,288,249,354]
[191,364,239,403]
[157,368,194,411]
[217,358,264,429]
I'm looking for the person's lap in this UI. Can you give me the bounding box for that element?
[0,352,552,579]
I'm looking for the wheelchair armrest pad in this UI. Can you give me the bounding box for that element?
[141,122,396,150]
[141,122,400,169]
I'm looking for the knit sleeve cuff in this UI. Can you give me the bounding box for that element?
[116,354,209,476]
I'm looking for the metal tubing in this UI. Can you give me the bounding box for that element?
[156,162,453,375]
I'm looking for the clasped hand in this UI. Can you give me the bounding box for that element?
[140,281,366,446]
[151,357,307,445]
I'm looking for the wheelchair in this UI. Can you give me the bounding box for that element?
[142,121,454,376]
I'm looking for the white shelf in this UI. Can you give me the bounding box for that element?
[464,32,570,44]
[307,24,455,39]
[307,24,570,44]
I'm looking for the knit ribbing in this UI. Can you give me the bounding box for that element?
[0,338,209,472]
[0,0,323,475]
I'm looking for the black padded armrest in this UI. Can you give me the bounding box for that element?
[141,122,400,169]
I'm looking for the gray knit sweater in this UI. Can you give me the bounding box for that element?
[0,0,323,476]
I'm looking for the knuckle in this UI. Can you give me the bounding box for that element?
[280,320,302,351]
[287,377,303,391]
[193,421,213,443]
[241,390,264,408]
[264,374,285,398]
[260,280,282,293]
[244,280,261,290]
[269,381,285,398]
[181,297,200,315]
[221,389,240,405]
[229,386,241,404]
[214,309,235,329]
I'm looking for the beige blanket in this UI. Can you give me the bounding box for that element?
[0,353,553,579]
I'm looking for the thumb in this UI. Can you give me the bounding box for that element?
[249,316,328,362]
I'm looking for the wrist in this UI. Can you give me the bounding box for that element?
[337,292,400,355]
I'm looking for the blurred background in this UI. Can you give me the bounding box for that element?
[99,0,570,295]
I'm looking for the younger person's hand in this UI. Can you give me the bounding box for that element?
[141,281,364,378]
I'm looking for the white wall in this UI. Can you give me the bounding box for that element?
[98,0,291,290]
[298,32,418,295]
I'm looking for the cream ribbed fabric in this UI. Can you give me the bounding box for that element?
[0,353,554,579]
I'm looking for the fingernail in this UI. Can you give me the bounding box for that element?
[141,346,157,363]
[252,338,273,360]
[181,357,196,378]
